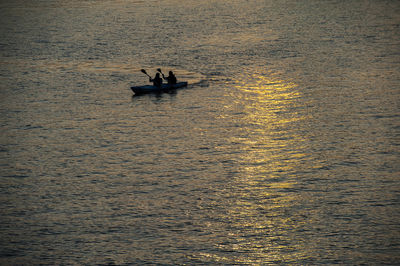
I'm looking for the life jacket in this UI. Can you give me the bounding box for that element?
[153,77,162,87]
[168,75,177,85]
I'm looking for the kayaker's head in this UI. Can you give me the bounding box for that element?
[169,71,174,76]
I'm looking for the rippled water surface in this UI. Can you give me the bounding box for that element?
[1,0,399,264]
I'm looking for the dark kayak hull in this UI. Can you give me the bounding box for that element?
[131,82,188,94]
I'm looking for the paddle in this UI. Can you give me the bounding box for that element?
[141,69,151,79]
[157,68,165,78]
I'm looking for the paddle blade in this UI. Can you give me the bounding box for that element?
[141,69,147,74]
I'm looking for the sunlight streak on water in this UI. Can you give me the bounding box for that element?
[195,73,314,264]
[231,73,307,178]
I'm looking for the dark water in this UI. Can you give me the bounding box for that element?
[1,0,399,264]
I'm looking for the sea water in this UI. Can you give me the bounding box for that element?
[1,0,399,264]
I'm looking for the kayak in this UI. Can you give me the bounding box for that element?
[131,82,188,94]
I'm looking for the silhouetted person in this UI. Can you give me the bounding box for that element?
[162,71,177,85]
[150,73,162,87]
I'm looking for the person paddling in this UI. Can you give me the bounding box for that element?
[149,73,163,88]
[162,71,177,85]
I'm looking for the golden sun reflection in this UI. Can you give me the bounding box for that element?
[214,73,311,263]
[231,73,307,179]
